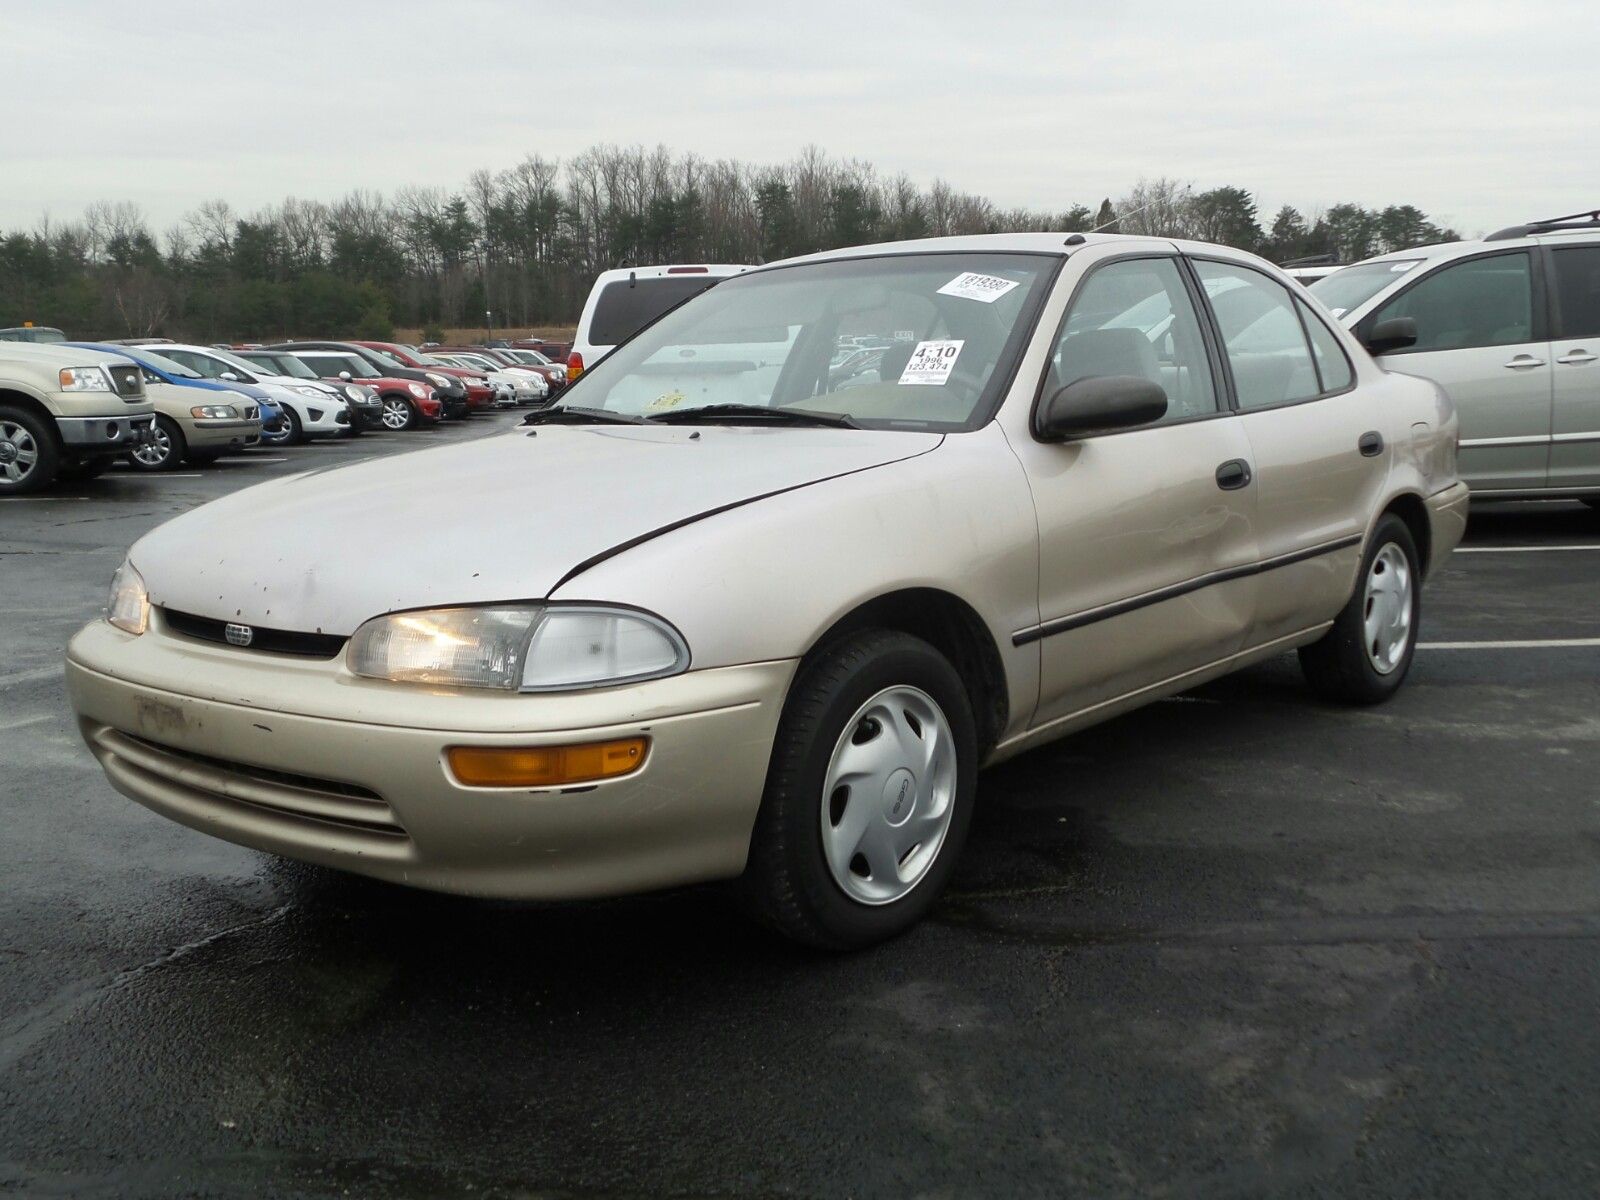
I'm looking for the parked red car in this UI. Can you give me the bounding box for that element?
[287,349,444,431]
[351,341,496,413]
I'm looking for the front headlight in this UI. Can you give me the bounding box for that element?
[343,384,365,402]
[292,385,325,398]
[189,404,239,419]
[408,382,428,398]
[424,372,453,389]
[347,605,689,691]
[58,366,114,392]
[107,561,148,635]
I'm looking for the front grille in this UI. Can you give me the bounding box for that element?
[162,608,347,658]
[89,726,409,844]
[244,405,258,419]
[107,363,143,399]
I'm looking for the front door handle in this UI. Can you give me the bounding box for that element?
[1504,354,1546,370]
[1557,349,1597,365]
[1215,459,1252,490]
[1358,430,1385,457]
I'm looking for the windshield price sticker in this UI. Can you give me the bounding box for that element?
[937,272,1022,304]
[899,340,964,386]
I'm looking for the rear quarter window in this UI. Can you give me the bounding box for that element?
[589,277,719,347]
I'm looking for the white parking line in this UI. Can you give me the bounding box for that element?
[1419,638,1600,650]
[217,456,288,464]
[1456,544,1600,553]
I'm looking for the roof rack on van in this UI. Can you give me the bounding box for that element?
[1486,209,1600,241]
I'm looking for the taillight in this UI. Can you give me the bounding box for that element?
[567,351,584,379]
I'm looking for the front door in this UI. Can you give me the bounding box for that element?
[1008,252,1260,728]
[1363,249,1552,492]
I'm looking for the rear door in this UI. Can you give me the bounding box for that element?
[1191,257,1387,644]
[1359,250,1552,492]
[1544,243,1600,489]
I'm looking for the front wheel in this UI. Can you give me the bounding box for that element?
[0,405,59,495]
[127,415,186,472]
[1299,514,1420,704]
[275,405,304,446]
[380,396,418,431]
[738,630,977,949]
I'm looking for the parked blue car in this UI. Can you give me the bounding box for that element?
[63,343,285,449]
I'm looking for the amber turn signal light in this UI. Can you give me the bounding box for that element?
[446,738,648,788]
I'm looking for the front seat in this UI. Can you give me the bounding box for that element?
[1053,327,1160,392]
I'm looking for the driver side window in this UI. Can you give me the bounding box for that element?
[1050,257,1218,424]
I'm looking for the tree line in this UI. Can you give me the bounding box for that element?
[0,146,1461,342]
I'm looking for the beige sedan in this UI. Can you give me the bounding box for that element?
[67,233,1467,948]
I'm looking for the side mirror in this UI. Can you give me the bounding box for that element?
[220,371,238,381]
[1037,375,1168,441]
[1362,317,1418,355]
[338,371,353,382]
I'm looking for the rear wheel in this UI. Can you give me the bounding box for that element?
[739,630,977,949]
[381,395,418,431]
[1299,514,1420,704]
[128,415,186,472]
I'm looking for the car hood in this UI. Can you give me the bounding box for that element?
[130,424,941,635]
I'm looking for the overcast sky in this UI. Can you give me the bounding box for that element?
[4,0,1595,240]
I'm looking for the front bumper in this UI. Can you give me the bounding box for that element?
[188,418,262,452]
[57,413,156,456]
[66,617,793,900]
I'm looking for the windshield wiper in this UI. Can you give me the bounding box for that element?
[646,403,860,429]
[521,405,650,426]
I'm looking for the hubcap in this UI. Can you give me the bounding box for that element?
[820,685,957,906]
[382,399,408,429]
[0,422,38,482]
[1363,542,1413,674]
[133,425,171,467]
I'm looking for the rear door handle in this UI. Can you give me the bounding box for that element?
[1504,354,1546,369]
[1557,349,1597,365]
[1358,430,1385,457]
[1215,459,1252,490]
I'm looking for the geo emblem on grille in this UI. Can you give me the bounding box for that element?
[224,623,254,647]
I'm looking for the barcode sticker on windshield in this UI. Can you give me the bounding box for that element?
[938,272,1021,304]
[899,340,964,386]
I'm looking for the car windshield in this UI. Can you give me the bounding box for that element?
[210,350,266,379]
[361,345,411,370]
[1309,260,1425,318]
[513,350,552,365]
[134,350,201,379]
[559,253,1054,430]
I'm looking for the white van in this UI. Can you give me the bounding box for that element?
[568,264,749,379]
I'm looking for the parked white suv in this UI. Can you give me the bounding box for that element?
[569,264,749,378]
[1311,210,1600,505]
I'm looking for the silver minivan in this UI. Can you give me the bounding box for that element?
[1311,212,1600,507]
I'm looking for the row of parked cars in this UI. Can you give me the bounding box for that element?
[0,335,567,492]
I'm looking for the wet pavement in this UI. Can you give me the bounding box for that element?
[2,418,1598,1197]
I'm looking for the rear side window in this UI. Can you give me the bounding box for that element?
[1371,252,1534,352]
[1295,298,1354,392]
[589,277,718,346]
[1550,246,1600,339]
[1193,261,1321,410]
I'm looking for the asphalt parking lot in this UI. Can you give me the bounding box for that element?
[2,418,1597,1199]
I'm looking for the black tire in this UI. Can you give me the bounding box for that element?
[738,629,978,950]
[0,404,60,495]
[127,414,187,472]
[1299,514,1420,704]
[380,395,419,431]
[277,405,304,446]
